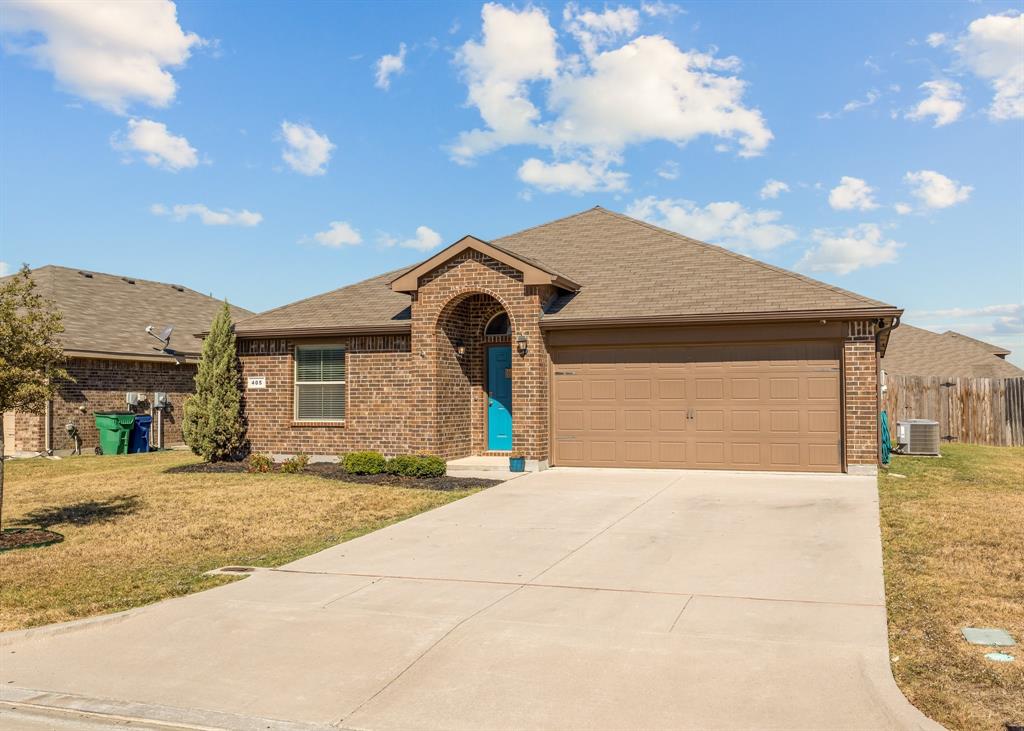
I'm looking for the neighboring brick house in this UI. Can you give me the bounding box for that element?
[882,324,1023,378]
[233,207,901,474]
[1,266,251,456]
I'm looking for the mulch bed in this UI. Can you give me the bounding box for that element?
[165,461,501,491]
[0,528,64,552]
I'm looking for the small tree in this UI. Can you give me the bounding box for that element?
[0,265,69,529]
[182,301,245,461]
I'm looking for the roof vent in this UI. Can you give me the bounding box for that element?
[78,271,93,278]
[171,285,184,292]
[122,277,136,285]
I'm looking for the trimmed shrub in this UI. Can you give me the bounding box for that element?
[385,455,420,476]
[413,455,446,478]
[383,454,447,478]
[246,453,273,473]
[280,453,309,473]
[342,451,387,475]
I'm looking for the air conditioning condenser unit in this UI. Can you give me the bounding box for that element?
[896,419,940,456]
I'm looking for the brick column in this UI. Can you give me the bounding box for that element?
[843,321,879,469]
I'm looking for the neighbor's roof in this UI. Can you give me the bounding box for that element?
[882,324,1023,378]
[3,266,253,360]
[941,330,1012,357]
[233,207,897,337]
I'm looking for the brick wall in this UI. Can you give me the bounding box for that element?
[843,322,880,466]
[9,356,196,454]
[238,251,554,462]
[238,335,425,456]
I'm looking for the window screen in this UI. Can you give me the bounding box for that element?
[294,346,346,421]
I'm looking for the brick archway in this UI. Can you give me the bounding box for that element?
[408,248,555,464]
[433,291,512,458]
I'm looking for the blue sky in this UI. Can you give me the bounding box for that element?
[2,1,1022,362]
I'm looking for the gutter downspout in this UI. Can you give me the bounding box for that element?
[875,314,901,353]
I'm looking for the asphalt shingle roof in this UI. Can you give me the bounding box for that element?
[495,207,892,321]
[233,206,896,336]
[5,266,252,359]
[882,324,1023,378]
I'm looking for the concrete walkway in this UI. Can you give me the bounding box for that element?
[1,469,940,730]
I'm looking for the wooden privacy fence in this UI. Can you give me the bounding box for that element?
[882,375,1024,447]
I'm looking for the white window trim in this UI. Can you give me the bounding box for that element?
[293,345,347,423]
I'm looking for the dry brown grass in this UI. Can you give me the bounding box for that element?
[0,451,480,631]
[879,443,1024,731]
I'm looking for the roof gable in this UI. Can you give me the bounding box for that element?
[389,235,580,293]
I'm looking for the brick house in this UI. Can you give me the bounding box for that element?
[2,266,251,456]
[233,207,901,474]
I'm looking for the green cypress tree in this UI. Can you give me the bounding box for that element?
[182,301,245,462]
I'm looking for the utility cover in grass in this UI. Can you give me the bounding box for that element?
[961,627,1016,646]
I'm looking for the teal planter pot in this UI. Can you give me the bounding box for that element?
[509,456,525,472]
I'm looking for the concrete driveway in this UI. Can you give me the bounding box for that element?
[1,468,939,731]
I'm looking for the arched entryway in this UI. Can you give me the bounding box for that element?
[434,292,515,459]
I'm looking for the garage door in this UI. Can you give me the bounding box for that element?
[551,342,842,472]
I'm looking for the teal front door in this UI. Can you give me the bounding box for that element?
[487,346,513,451]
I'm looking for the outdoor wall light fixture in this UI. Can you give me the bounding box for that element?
[455,340,466,359]
[516,334,528,356]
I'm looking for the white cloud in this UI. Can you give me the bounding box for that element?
[759,179,790,199]
[517,157,628,193]
[375,43,407,90]
[828,176,878,211]
[640,1,684,18]
[843,89,880,113]
[819,89,880,119]
[906,79,964,126]
[627,196,797,252]
[451,4,771,191]
[379,225,443,251]
[926,32,947,48]
[0,0,203,114]
[112,118,198,171]
[152,203,262,227]
[280,121,334,176]
[894,202,913,215]
[563,3,639,58]
[0,261,10,276]
[955,11,1024,120]
[904,169,972,209]
[310,221,363,247]
[915,303,1022,319]
[656,160,679,180]
[796,224,902,275]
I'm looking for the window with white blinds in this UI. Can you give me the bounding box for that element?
[294,346,346,421]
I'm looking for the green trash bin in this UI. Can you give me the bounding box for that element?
[94,412,136,455]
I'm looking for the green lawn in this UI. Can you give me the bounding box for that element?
[879,443,1024,731]
[0,451,481,631]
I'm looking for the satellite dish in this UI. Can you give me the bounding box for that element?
[145,324,175,351]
